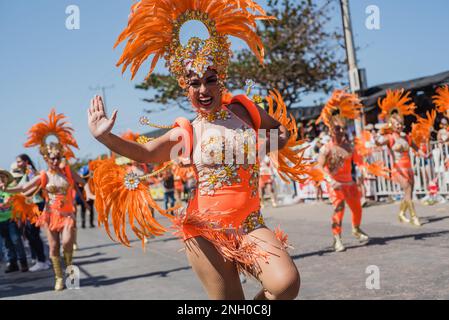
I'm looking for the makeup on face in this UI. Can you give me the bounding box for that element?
[188,70,221,113]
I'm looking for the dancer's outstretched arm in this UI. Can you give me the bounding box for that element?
[3,176,41,194]
[88,95,182,164]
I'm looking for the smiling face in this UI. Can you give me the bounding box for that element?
[390,114,404,133]
[43,143,63,171]
[187,69,222,114]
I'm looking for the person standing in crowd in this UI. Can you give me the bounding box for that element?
[77,165,95,228]
[259,155,277,208]
[0,169,29,273]
[13,154,49,272]
[162,170,175,210]
[437,118,449,145]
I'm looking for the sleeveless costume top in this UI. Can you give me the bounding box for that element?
[181,96,264,239]
[36,166,76,232]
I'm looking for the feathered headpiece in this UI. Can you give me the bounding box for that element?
[24,109,78,160]
[316,89,363,128]
[433,85,449,118]
[114,0,273,82]
[378,89,416,121]
[411,110,436,146]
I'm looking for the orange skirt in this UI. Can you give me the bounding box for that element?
[392,156,414,184]
[36,211,75,233]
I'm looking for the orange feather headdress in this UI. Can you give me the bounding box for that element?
[24,109,78,160]
[114,0,273,81]
[264,89,310,183]
[433,85,449,118]
[316,89,363,128]
[378,89,416,121]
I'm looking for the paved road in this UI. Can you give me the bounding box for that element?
[1,200,449,300]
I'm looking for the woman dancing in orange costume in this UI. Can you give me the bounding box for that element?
[375,89,427,227]
[5,110,84,290]
[87,0,309,300]
[315,90,370,252]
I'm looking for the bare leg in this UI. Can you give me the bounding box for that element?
[244,228,300,300]
[185,237,245,300]
[47,229,61,258]
[61,221,76,266]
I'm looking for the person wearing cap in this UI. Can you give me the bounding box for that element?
[77,165,95,228]
[0,169,29,273]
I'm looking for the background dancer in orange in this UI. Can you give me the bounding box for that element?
[434,85,449,145]
[375,89,428,227]
[316,90,369,252]
[5,109,85,291]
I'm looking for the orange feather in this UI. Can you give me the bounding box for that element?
[265,89,310,183]
[378,89,416,120]
[433,85,449,116]
[317,89,363,128]
[10,194,41,224]
[24,109,78,160]
[411,110,436,146]
[92,159,179,247]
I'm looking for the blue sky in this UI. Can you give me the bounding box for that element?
[1,0,448,169]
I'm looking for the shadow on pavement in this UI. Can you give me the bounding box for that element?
[76,239,141,251]
[422,215,449,225]
[0,270,54,299]
[291,230,449,260]
[80,266,192,288]
[74,257,119,267]
[74,252,104,259]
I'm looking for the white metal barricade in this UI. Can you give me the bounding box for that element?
[370,142,449,198]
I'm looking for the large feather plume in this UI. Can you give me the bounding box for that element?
[265,89,310,183]
[411,110,436,146]
[114,0,273,79]
[316,89,363,128]
[92,159,178,247]
[24,109,78,159]
[378,89,416,120]
[433,85,449,116]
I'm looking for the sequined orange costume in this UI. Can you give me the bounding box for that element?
[315,89,369,252]
[181,95,263,240]
[6,109,80,292]
[89,2,309,296]
[322,142,363,237]
[387,133,414,184]
[376,89,431,227]
[36,165,76,232]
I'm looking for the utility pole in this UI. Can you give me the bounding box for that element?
[340,0,363,137]
[89,84,115,113]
